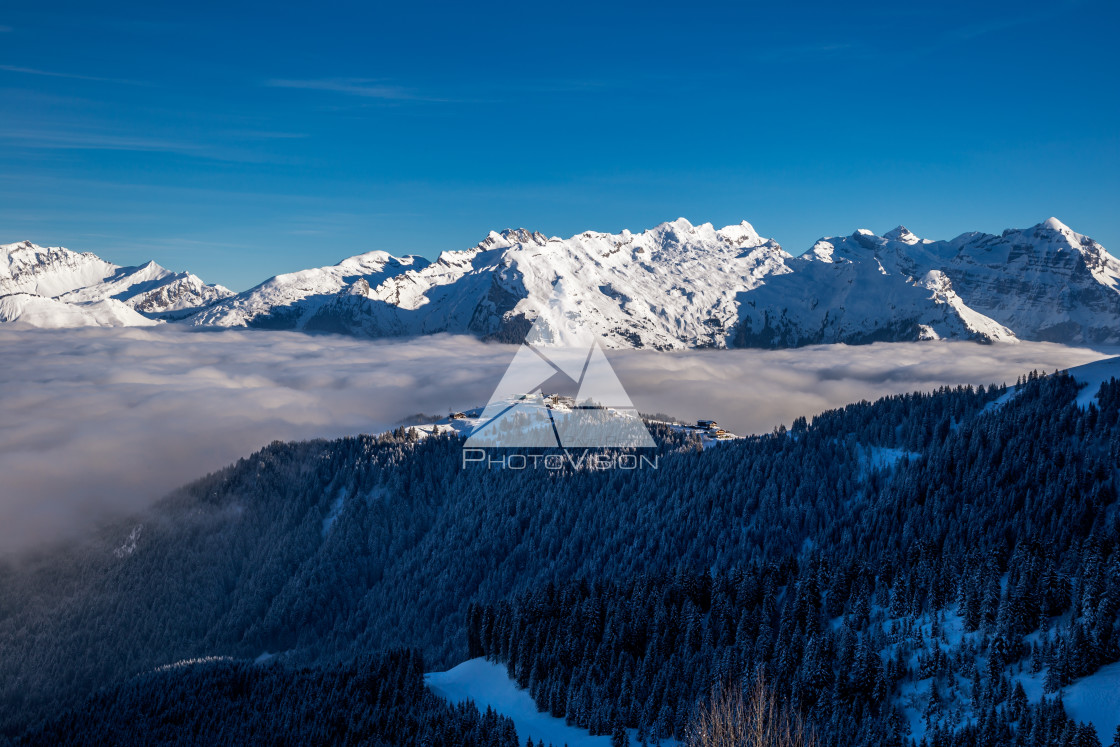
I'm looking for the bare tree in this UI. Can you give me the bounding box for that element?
[686,671,816,747]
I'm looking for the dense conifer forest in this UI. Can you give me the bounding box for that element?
[2,369,1119,745]
[22,650,522,747]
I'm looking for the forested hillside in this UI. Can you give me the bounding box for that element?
[22,650,522,747]
[3,368,1119,745]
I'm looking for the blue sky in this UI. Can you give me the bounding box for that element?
[1,0,1117,291]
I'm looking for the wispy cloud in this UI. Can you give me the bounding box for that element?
[943,0,1085,43]
[0,64,146,85]
[0,128,201,153]
[752,1,1087,66]
[754,40,870,63]
[0,25,12,33]
[266,77,438,101]
[223,129,309,140]
[0,328,1108,554]
[0,127,304,164]
[265,74,638,107]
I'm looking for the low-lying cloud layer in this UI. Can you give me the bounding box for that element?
[0,327,1111,554]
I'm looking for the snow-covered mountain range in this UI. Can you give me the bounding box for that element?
[0,241,232,327]
[5,217,1119,347]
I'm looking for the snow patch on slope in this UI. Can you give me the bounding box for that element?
[917,271,1018,342]
[426,658,662,746]
[321,488,348,536]
[867,446,920,471]
[1060,661,1120,743]
[1065,356,1120,409]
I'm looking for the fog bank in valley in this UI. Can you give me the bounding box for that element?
[0,326,1110,553]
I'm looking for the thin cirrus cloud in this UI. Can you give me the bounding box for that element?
[0,126,304,164]
[0,64,146,85]
[0,128,202,153]
[0,326,1111,555]
[266,77,433,101]
[265,76,622,103]
[942,0,1086,43]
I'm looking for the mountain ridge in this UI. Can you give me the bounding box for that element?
[0,240,233,327]
[4,217,1119,347]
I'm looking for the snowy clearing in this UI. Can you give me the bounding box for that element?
[426,658,668,746]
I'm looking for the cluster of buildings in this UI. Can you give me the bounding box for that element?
[694,419,735,440]
[542,393,577,409]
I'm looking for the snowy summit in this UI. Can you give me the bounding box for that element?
[4,217,1120,348]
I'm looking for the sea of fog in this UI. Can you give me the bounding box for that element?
[0,326,1112,553]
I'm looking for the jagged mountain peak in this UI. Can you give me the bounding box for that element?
[498,228,549,245]
[173,217,1120,348]
[884,225,922,244]
[806,240,838,263]
[993,217,1081,245]
[333,249,422,277]
[0,240,231,326]
[188,217,790,348]
[345,277,371,297]
[7,217,1120,348]
[477,228,550,251]
[1,241,118,298]
[1,239,36,252]
[849,229,882,252]
[716,220,765,246]
[636,216,693,233]
[2,239,89,260]
[2,239,52,254]
[1042,216,1072,233]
